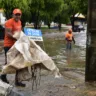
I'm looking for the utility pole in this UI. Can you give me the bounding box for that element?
[85,0,96,81]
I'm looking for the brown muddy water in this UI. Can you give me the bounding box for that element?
[43,31,86,69]
[2,31,96,96]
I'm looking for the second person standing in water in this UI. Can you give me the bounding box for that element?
[65,29,75,50]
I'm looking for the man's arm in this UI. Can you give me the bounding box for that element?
[72,36,75,44]
[5,28,17,40]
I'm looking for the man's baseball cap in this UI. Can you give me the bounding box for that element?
[13,9,22,14]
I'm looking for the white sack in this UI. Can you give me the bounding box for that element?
[2,31,61,81]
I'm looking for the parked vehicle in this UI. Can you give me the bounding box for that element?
[73,25,85,32]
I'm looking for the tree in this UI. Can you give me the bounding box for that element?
[0,0,31,27]
[43,0,64,29]
[28,0,45,29]
[54,3,70,30]
[0,0,88,29]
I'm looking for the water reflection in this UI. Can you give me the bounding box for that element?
[66,50,72,65]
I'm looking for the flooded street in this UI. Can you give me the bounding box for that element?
[1,30,95,96]
[20,30,87,96]
[43,30,86,69]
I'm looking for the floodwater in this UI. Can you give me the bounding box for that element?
[0,30,88,96]
[12,30,96,96]
[43,30,86,69]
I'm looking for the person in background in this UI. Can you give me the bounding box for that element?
[65,29,75,50]
[0,8,25,87]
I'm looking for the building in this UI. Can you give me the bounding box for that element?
[0,9,6,39]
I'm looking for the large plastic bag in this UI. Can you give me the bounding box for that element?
[2,31,61,81]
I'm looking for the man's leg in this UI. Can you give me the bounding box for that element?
[66,42,69,50]
[15,70,26,87]
[66,42,70,50]
[0,47,10,83]
[69,42,72,50]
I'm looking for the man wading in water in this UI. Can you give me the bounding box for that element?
[65,29,75,50]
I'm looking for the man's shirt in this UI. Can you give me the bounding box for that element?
[4,18,21,47]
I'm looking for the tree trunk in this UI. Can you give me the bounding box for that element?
[58,23,61,31]
[70,14,75,31]
[34,22,38,29]
[48,23,50,29]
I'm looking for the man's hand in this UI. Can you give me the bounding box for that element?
[72,37,75,44]
[73,40,75,44]
[5,28,17,41]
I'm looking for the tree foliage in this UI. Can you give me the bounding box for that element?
[0,0,88,29]
[0,0,31,27]
[43,0,64,28]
